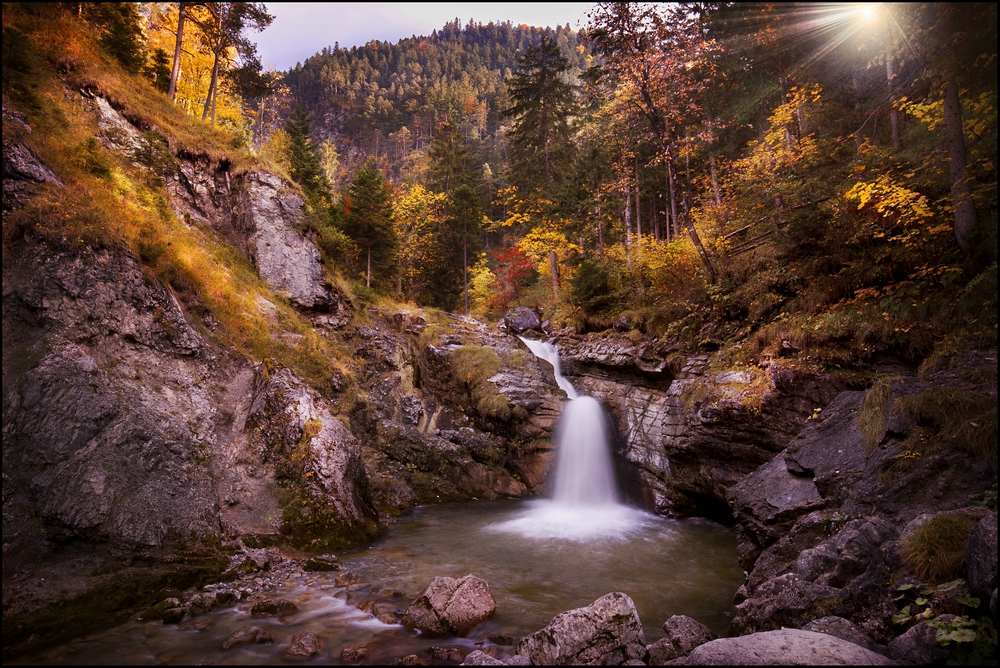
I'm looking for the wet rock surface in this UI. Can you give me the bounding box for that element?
[685,628,893,665]
[402,575,496,636]
[515,592,646,665]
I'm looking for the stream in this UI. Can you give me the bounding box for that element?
[15,499,743,665]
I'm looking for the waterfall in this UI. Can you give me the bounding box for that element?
[489,338,644,540]
[518,337,577,399]
[518,337,618,507]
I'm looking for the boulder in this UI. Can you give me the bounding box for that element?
[284,630,322,659]
[802,616,876,650]
[461,650,507,666]
[966,512,997,601]
[732,573,841,635]
[303,554,341,572]
[402,575,496,636]
[515,592,646,665]
[221,626,273,650]
[685,629,892,665]
[887,622,947,664]
[250,597,298,617]
[647,615,716,662]
[501,307,541,334]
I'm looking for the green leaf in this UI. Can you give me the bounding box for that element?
[938,579,965,591]
[896,583,916,591]
[915,597,928,606]
[939,628,978,643]
[954,595,980,608]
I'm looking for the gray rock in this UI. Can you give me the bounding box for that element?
[516,592,646,665]
[461,650,507,666]
[966,512,997,601]
[732,574,841,635]
[648,615,716,662]
[888,622,947,664]
[221,626,273,649]
[685,629,892,665]
[802,616,875,650]
[284,630,322,658]
[250,597,298,617]
[502,307,540,334]
[402,575,496,636]
[304,554,341,572]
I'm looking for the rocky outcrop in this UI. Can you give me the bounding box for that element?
[725,353,997,644]
[0,234,376,657]
[2,104,63,211]
[402,575,496,636]
[346,311,565,514]
[514,592,646,665]
[551,333,846,516]
[685,628,892,665]
[966,512,997,601]
[84,92,349,321]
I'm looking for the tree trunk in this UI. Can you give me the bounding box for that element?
[667,156,680,240]
[168,3,186,101]
[710,154,722,206]
[595,197,604,259]
[202,50,220,122]
[463,232,469,315]
[549,250,559,300]
[886,48,902,151]
[624,183,632,266]
[366,247,372,288]
[944,76,977,251]
[634,157,642,254]
[682,195,718,282]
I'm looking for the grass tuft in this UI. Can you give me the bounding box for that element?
[900,514,979,582]
[859,376,894,453]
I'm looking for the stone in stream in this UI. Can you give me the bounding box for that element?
[402,574,496,636]
[221,625,273,649]
[685,628,892,665]
[514,591,645,665]
[249,597,298,617]
[303,554,341,571]
[284,630,323,659]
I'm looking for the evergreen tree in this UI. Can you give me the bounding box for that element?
[343,161,397,290]
[427,121,478,194]
[503,35,577,194]
[426,184,483,312]
[285,106,332,208]
[82,2,148,74]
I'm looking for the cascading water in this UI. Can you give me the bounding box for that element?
[488,338,646,540]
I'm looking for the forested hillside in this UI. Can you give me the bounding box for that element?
[274,2,996,379]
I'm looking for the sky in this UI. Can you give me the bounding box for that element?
[253,3,597,71]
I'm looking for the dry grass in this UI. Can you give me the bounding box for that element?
[859,376,894,454]
[900,514,979,582]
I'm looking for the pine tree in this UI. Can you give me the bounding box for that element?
[503,35,577,194]
[343,161,397,290]
[284,106,332,208]
[427,121,478,194]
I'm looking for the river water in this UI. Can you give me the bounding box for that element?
[16,499,743,665]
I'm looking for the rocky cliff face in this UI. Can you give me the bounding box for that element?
[2,95,567,657]
[551,333,846,518]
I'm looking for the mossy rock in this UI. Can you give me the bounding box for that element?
[138,597,184,623]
